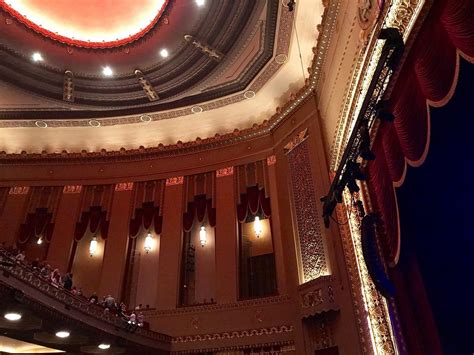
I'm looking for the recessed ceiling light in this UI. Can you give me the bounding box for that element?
[98,344,111,350]
[195,0,205,6]
[160,48,169,58]
[4,312,22,321]
[55,331,70,338]
[32,52,43,62]
[102,66,113,77]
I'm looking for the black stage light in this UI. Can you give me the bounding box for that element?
[287,0,296,12]
[347,161,366,181]
[359,120,376,160]
[347,178,360,194]
[375,100,395,122]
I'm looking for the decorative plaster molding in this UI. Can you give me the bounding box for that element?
[284,129,308,152]
[299,275,338,318]
[287,139,328,281]
[216,166,234,177]
[115,182,134,191]
[8,186,29,195]
[145,295,291,317]
[62,185,82,194]
[266,155,276,166]
[172,325,293,344]
[165,176,184,186]
[174,341,295,354]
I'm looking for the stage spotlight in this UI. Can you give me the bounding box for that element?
[287,0,296,12]
[347,178,360,194]
[375,100,395,121]
[359,120,375,161]
[347,161,366,181]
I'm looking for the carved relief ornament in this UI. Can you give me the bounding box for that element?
[216,167,234,178]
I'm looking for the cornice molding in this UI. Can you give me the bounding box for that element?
[145,295,291,317]
[172,325,293,344]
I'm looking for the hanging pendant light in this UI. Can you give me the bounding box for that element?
[144,232,153,253]
[254,216,263,238]
[199,225,207,247]
[89,237,98,257]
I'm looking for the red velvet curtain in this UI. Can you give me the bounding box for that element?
[182,195,216,232]
[17,208,53,245]
[366,0,474,264]
[129,203,162,237]
[237,186,271,223]
[74,212,90,241]
[74,206,109,241]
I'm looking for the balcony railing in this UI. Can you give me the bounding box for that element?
[0,249,171,347]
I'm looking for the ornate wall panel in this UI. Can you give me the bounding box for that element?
[286,134,327,282]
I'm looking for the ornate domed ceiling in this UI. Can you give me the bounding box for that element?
[0,0,326,154]
[1,0,168,47]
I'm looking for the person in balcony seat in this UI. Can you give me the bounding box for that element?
[15,250,25,262]
[63,273,73,290]
[50,268,61,286]
[89,292,98,304]
[104,294,115,311]
[31,257,40,269]
[137,312,144,327]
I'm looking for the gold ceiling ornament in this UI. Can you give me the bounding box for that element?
[184,34,223,62]
[62,185,82,194]
[216,167,234,178]
[8,186,29,195]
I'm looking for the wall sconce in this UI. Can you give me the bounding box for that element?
[36,237,43,245]
[144,232,153,254]
[89,237,98,257]
[199,225,207,247]
[254,216,263,238]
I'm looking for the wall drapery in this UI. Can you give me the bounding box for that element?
[367,0,474,264]
[237,186,271,223]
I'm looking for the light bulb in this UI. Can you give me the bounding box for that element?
[55,331,70,338]
[89,237,98,256]
[199,225,207,247]
[4,313,21,321]
[102,66,113,76]
[254,216,263,238]
[144,232,153,253]
[32,52,43,62]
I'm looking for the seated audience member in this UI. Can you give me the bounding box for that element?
[50,268,61,286]
[76,287,83,297]
[117,302,127,319]
[31,258,40,269]
[63,273,73,290]
[15,250,25,262]
[89,293,98,304]
[126,311,137,331]
[104,294,115,311]
[40,264,51,278]
[137,312,144,327]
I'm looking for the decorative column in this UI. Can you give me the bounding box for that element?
[215,167,238,303]
[47,185,82,271]
[265,156,287,295]
[0,187,30,246]
[98,182,134,298]
[156,176,185,309]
